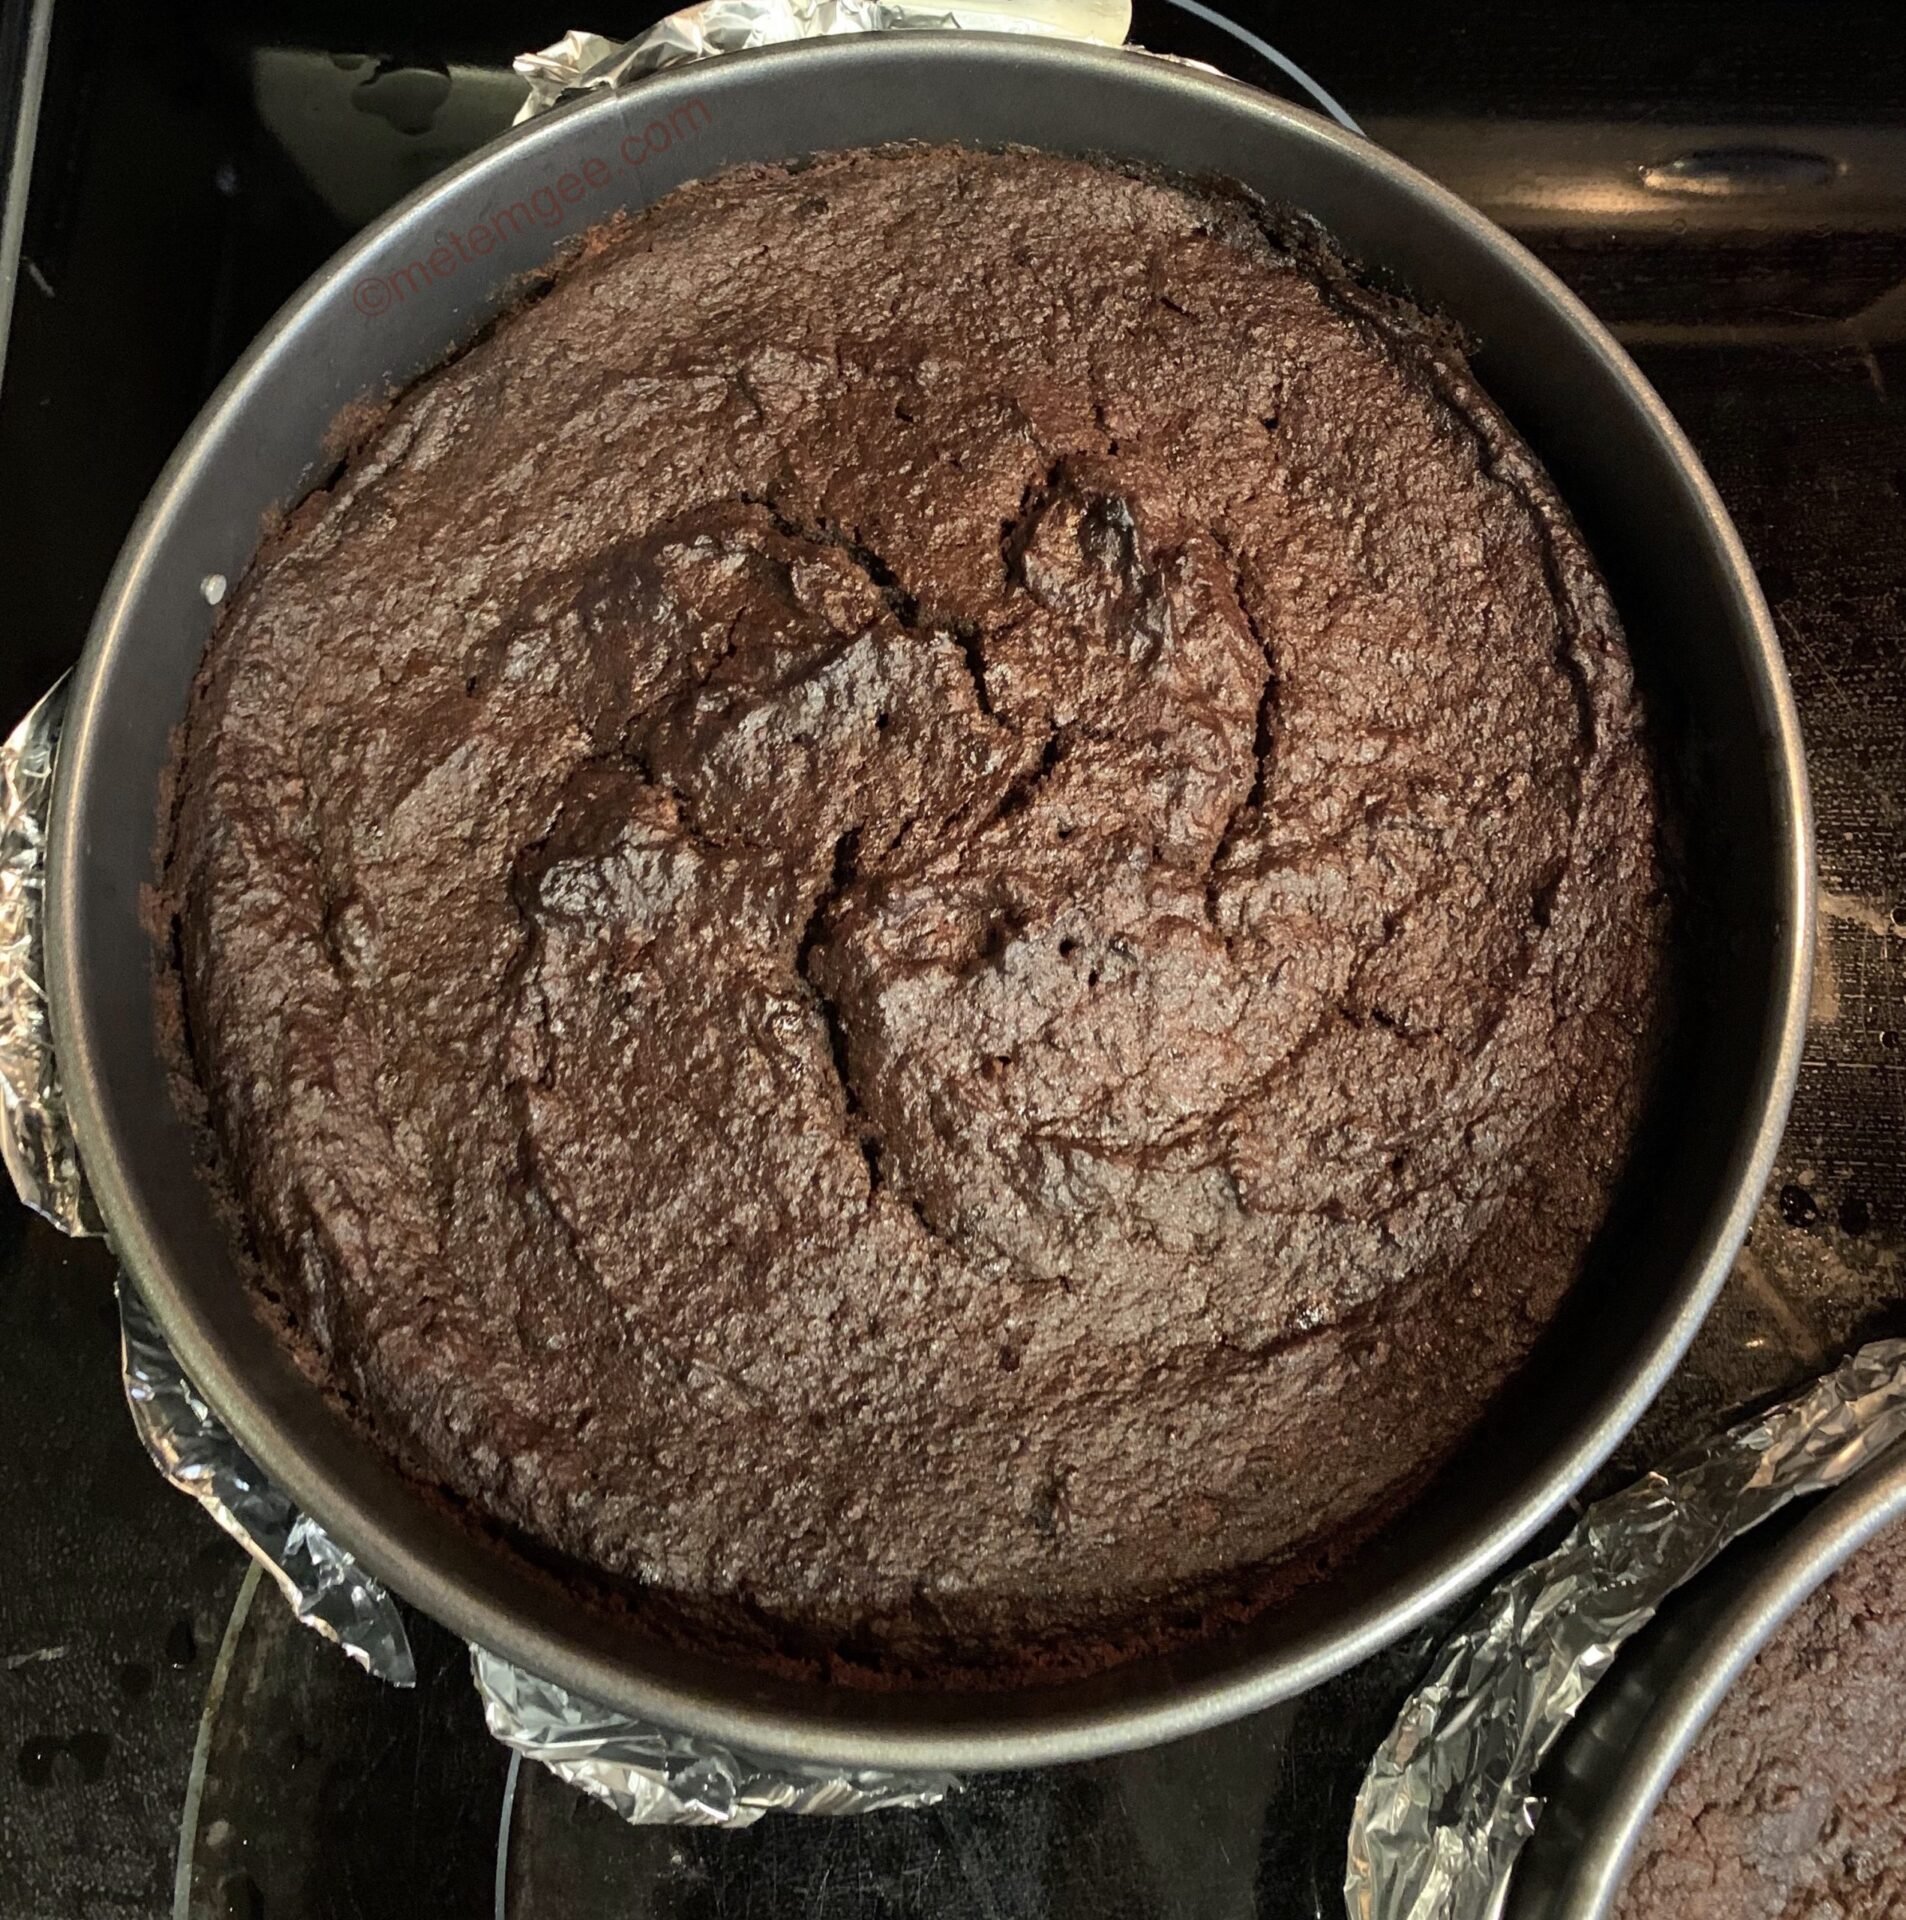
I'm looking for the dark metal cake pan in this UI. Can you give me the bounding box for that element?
[1509,1440,1906,1920]
[46,36,1812,1770]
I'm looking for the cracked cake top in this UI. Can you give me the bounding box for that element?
[160,144,1667,1684]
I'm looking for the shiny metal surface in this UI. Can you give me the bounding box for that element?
[44,35,1812,1770]
[1507,1440,1906,1920]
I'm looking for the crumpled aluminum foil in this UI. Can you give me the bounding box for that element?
[0,680,416,1684]
[473,1648,957,1825]
[1345,1338,1906,1920]
[0,681,102,1236]
[510,0,1131,123]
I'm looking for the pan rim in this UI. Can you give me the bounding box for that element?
[46,33,1814,1770]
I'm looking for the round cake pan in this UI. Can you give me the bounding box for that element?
[1508,1439,1906,1920]
[47,36,1812,1770]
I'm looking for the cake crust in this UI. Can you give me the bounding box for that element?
[161,145,1667,1683]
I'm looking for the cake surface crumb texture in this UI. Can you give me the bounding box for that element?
[163,144,1668,1683]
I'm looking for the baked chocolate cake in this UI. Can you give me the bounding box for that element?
[1617,1516,1906,1920]
[161,144,1667,1683]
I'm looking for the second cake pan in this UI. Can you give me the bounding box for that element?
[1508,1438,1906,1919]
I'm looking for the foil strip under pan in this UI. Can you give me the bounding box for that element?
[0,0,1104,1822]
[1510,1434,1906,1919]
